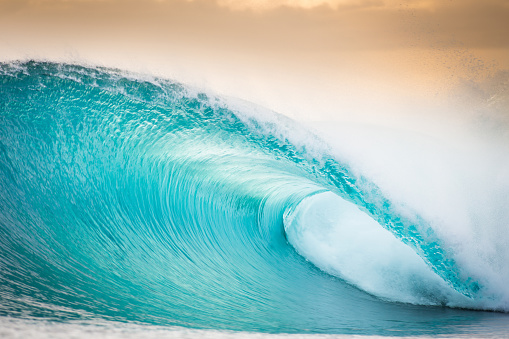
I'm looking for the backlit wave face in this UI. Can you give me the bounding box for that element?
[0,61,506,336]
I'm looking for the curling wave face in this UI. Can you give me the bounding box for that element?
[0,62,507,336]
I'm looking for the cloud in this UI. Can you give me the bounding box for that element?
[212,0,436,11]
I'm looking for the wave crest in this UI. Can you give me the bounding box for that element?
[0,61,506,335]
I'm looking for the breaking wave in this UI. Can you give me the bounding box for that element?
[0,61,508,336]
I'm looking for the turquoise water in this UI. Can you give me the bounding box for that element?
[0,61,508,337]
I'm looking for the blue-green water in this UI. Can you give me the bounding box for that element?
[0,61,508,337]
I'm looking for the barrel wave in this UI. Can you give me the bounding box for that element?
[0,61,508,336]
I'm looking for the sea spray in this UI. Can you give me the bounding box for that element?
[0,61,508,336]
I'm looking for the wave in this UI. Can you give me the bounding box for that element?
[0,61,508,335]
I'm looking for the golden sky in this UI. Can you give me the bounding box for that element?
[1,0,508,122]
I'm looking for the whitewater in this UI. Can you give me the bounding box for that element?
[0,61,509,337]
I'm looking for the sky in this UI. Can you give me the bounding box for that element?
[0,0,508,124]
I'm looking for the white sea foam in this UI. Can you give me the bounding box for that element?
[284,191,473,306]
[299,76,509,310]
[0,317,497,339]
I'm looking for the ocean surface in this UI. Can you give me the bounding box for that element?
[0,61,508,338]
